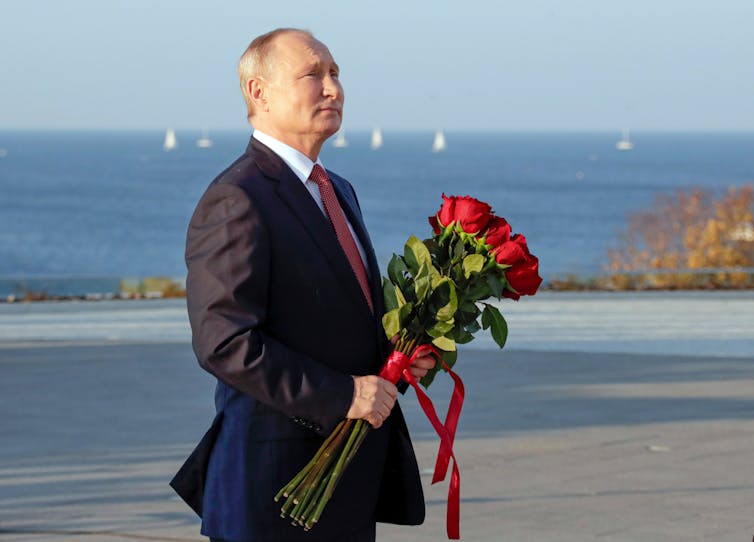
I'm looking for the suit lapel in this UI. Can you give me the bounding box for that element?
[248,138,374,319]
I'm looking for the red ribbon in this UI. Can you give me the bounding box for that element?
[379,345,465,540]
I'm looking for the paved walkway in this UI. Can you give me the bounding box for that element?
[1,293,753,541]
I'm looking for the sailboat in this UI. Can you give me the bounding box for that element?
[370,128,383,150]
[163,128,178,151]
[196,128,213,149]
[431,130,446,153]
[332,130,348,148]
[615,128,634,151]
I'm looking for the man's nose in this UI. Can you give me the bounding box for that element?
[323,75,341,99]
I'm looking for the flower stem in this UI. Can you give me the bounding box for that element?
[289,422,350,522]
[304,416,364,529]
[344,420,370,465]
[274,418,346,503]
[299,470,329,525]
[278,418,354,522]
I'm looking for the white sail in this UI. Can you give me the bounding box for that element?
[163,128,178,151]
[370,128,383,150]
[432,130,446,153]
[615,128,634,151]
[196,128,213,148]
[332,130,348,148]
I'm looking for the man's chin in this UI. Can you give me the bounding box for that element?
[322,125,342,139]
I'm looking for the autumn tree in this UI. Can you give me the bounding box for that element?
[607,185,754,289]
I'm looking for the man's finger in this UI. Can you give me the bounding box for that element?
[413,355,436,369]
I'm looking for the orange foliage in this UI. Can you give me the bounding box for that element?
[607,185,754,289]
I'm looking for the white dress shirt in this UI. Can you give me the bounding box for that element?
[253,130,369,271]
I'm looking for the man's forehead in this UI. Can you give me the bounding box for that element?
[274,32,336,66]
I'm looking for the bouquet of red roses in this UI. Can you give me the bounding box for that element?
[275,194,542,538]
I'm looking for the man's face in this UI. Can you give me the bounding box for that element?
[263,33,344,145]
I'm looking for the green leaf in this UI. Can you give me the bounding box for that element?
[398,302,414,328]
[401,276,417,303]
[481,304,508,349]
[466,280,491,301]
[438,225,455,246]
[394,284,407,306]
[453,324,475,344]
[486,272,504,299]
[460,299,479,313]
[462,254,485,279]
[455,300,480,326]
[427,277,458,322]
[382,308,401,339]
[420,349,457,388]
[464,319,481,334]
[440,348,458,370]
[427,318,455,338]
[387,254,408,290]
[382,278,398,312]
[452,235,466,262]
[432,335,456,351]
[404,235,432,273]
[413,262,431,302]
[424,238,441,259]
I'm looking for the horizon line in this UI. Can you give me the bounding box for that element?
[1,127,753,134]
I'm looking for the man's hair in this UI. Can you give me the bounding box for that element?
[238,28,314,121]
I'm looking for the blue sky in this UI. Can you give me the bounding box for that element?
[1,0,752,131]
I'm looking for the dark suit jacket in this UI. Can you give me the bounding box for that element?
[172,137,424,542]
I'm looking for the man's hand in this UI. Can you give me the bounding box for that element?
[347,375,397,429]
[389,334,437,382]
[407,353,436,381]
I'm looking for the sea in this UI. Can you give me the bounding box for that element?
[0,130,752,297]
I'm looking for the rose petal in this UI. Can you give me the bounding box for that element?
[484,216,511,247]
[494,240,526,265]
[437,193,456,228]
[453,195,492,234]
[429,215,441,234]
[506,255,543,296]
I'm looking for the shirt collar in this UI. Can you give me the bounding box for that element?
[253,130,324,184]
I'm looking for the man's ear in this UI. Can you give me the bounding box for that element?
[249,78,268,112]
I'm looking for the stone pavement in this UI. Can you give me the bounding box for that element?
[0,293,753,541]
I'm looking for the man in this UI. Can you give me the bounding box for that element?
[171,28,433,542]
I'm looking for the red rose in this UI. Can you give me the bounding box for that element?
[435,193,457,229]
[502,288,521,301]
[452,195,493,234]
[493,234,542,298]
[505,254,542,299]
[483,216,511,247]
[494,234,529,266]
[433,194,493,234]
[428,215,441,234]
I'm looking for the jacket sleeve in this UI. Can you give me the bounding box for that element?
[185,181,354,434]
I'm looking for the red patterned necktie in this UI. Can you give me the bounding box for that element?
[309,164,373,312]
